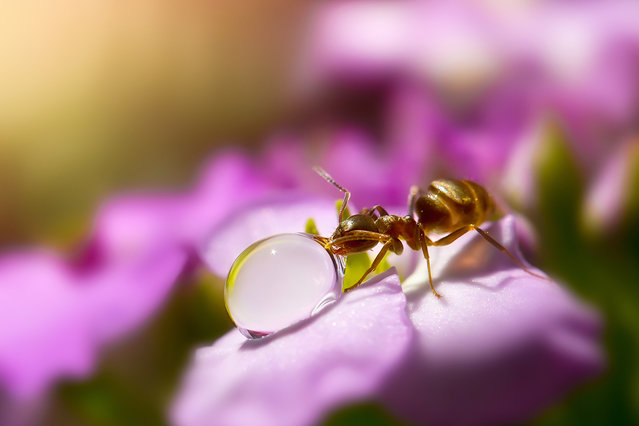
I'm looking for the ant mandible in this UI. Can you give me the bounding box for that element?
[313,167,546,298]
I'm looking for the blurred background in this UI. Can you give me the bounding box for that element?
[1,0,639,425]
[0,0,309,248]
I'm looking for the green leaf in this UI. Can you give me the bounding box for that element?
[534,119,585,285]
[322,401,408,426]
[343,252,373,291]
[305,217,320,235]
[531,120,639,425]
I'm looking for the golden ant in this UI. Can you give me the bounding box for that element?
[313,167,546,297]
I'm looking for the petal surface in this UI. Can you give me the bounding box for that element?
[0,247,186,399]
[172,272,413,426]
[200,195,338,277]
[383,216,603,425]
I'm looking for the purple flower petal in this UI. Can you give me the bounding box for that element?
[383,216,602,425]
[301,0,639,183]
[0,151,270,399]
[0,252,95,399]
[172,271,413,426]
[88,194,187,266]
[0,247,186,399]
[181,151,272,246]
[178,201,602,425]
[583,138,639,233]
[263,131,417,207]
[91,151,272,263]
[305,1,411,83]
[200,195,338,277]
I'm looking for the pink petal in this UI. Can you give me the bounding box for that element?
[306,1,411,83]
[0,252,94,398]
[91,151,271,261]
[302,0,639,180]
[172,272,413,426]
[383,216,603,425]
[200,195,338,277]
[0,151,267,399]
[89,195,186,266]
[0,248,186,399]
[262,132,413,207]
[583,138,639,233]
[181,151,271,246]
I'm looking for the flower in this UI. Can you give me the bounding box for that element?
[173,270,412,426]
[172,199,602,426]
[262,129,426,210]
[582,137,639,234]
[0,152,269,400]
[298,0,639,188]
[0,137,421,401]
[0,247,186,400]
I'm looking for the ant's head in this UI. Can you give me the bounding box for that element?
[329,213,379,255]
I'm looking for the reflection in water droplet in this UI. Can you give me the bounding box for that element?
[225,233,345,339]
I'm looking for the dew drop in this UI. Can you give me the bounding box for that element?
[225,233,345,339]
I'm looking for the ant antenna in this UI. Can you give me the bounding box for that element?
[313,166,351,222]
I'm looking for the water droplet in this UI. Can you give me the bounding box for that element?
[225,233,345,339]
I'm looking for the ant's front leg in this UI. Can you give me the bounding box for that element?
[344,238,401,292]
[326,231,390,250]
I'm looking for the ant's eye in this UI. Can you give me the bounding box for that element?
[225,233,345,339]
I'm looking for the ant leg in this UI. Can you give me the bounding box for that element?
[361,205,390,218]
[370,205,390,216]
[429,225,473,246]
[407,186,420,218]
[327,231,391,250]
[473,227,548,280]
[344,241,392,292]
[419,230,442,298]
[313,166,351,222]
[429,225,548,280]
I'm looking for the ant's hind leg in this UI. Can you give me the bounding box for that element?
[428,224,547,280]
[419,230,442,298]
[430,225,473,246]
[344,242,392,292]
[473,227,548,280]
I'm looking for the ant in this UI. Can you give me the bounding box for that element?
[313,167,546,298]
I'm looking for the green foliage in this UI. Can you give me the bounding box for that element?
[532,120,639,425]
[305,217,320,235]
[321,401,407,426]
[342,252,374,291]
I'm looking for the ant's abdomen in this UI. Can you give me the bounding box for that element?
[415,179,494,233]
